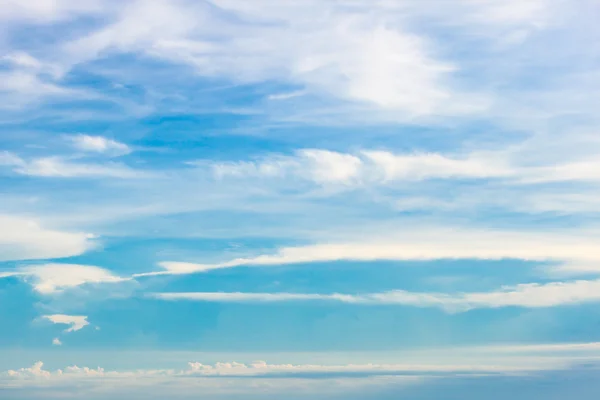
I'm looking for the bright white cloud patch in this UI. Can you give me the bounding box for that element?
[0,215,95,262]
[52,338,62,346]
[150,227,600,276]
[361,151,512,181]
[68,134,131,156]
[19,263,127,294]
[43,315,89,333]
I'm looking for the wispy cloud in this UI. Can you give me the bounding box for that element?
[14,156,148,179]
[146,227,600,276]
[0,151,23,166]
[66,134,131,156]
[54,0,473,119]
[0,151,151,179]
[150,277,600,312]
[211,149,363,185]
[208,147,600,187]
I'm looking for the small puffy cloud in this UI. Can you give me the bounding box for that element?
[43,315,89,333]
[67,134,131,156]
[52,338,62,346]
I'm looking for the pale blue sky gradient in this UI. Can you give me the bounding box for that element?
[1,0,600,398]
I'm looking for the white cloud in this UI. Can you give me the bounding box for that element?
[2,52,44,69]
[0,70,76,109]
[298,149,363,184]
[0,354,569,382]
[19,263,128,294]
[362,150,512,181]
[148,227,600,276]
[0,215,95,262]
[154,292,346,303]
[0,272,20,279]
[208,147,600,188]
[43,315,89,332]
[211,149,363,185]
[267,90,305,101]
[67,134,131,156]
[0,0,104,23]
[518,160,600,184]
[53,0,478,118]
[3,342,600,397]
[14,156,148,179]
[0,0,583,127]
[1,52,63,79]
[152,277,600,312]
[0,151,24,166]
[461,0,552,28]
[210,149,506,186]
[6,361,50,378]
[2,150,149,179]
[52,338,62,346]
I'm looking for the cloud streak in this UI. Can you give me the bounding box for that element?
[144,227,600,276]
[150,277,600,312]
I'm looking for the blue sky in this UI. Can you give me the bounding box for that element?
[1,0,600,398]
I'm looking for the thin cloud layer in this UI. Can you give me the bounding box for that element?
[152,278,600,312]
[150,227,600,276]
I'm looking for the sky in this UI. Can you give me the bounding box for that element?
[1,0,600,398]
